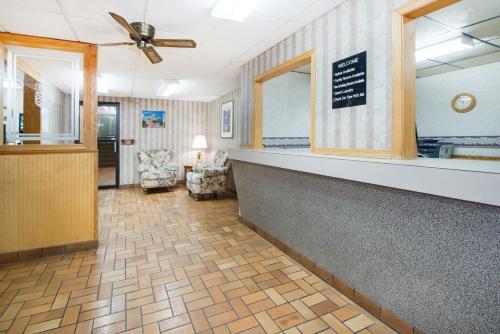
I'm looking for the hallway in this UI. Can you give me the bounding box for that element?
[0,188,393,334]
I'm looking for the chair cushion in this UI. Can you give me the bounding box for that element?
[201,166,228,177]
[142,169,176,180]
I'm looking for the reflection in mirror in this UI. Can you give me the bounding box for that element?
[263,63,311,150]
[2,45,83,145]
[415,0,500,161]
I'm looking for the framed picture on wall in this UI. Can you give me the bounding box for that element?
[142,110,165,128]
[221,101,233,138]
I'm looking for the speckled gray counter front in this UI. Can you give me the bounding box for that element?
[231,160,500,334]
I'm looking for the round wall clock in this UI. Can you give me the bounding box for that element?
[451,93,476,113]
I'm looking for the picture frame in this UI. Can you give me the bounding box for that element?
[221,100,234,138]
[142,110,165,128]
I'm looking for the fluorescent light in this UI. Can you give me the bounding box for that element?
[415,37,473,62]
[157,79,180,97]
[97,74,109,94]
[211,0,262,22]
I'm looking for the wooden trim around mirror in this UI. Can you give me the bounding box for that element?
[391,0,460,159]
[251,50,316,150]
[0,33,97,154]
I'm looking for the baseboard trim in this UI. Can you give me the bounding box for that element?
[238,215,422,334]
[0,240,98,264]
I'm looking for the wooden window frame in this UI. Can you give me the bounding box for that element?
[0,32,97,155]
[251,50,316,150]
[391,0,459,159]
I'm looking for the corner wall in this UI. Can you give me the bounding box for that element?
[100,90,240,185]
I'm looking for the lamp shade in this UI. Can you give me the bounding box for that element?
[192,135,207,149]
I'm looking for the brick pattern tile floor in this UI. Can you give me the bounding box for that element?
[0,188,396,334]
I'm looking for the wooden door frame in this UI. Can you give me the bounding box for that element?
[391,0,460,159]
[97,102,120,189]
[251,50,316,150]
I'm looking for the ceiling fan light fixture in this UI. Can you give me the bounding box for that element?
[211,0,263,22]
[157,80,181,97]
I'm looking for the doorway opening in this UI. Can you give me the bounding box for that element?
[97,102,120,188]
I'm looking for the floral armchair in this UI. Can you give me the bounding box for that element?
[186,149,229,199]
[137,149,178,193]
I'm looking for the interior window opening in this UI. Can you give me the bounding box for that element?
[415,0,500,161]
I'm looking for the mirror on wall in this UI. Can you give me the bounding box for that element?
[262,63,311,150]
[415,0,500,161]
[1,45,83,145]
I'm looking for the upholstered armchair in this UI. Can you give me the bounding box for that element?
[137,150,178,193]
[186,149,229,199]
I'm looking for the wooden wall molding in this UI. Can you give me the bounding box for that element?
[391,0,460,159]
[238,215,424,334]
[0,240,98,265]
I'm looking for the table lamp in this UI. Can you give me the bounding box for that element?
[192,134,207,166]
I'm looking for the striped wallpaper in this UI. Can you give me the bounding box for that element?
[239,0,406,150]
[99,90,240,186]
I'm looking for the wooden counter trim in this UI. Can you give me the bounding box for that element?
[238,215,423,334]
[0,240,98,264]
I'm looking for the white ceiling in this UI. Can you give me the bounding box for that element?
[0,0,345,101]
[415,0,500,78]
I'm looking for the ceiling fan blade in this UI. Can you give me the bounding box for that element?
[152,39,197,48]
[109,12,141,40]
[98,42,135,46]
[143,47,163,64]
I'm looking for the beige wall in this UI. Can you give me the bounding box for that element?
[100,90,240,185]
[238,0,406,150]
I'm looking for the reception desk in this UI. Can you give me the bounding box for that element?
[229,148,500,334]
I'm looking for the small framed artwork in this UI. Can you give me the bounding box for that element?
[221,100,234,138]
[142,110,165,128]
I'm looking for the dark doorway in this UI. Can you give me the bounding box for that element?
[97,102,120,189]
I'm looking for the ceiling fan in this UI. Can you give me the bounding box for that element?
[102,12,197,64]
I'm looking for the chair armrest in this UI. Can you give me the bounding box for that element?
[165,163,178,172]
[137,163,148,173]
[201,166,228,177]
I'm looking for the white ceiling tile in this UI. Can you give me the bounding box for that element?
[450,50,500,69]
[427,0,500,29]
[417,64,460,78]
[0,0,60,13]
[254,0,317,21]
[416,59,441,70]
[462,16,500,41]
[58,0,109,20]
[198,15,285,60]
[233,20,305,62]
[98,46,139,73]
[292,0,346,24]
[415,17,458,49]
[146,0,217,41]
[0,4,74,40]
[105,0,148,24]
[71,17,127,44]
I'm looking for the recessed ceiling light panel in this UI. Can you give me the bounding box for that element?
[211,0,263,22]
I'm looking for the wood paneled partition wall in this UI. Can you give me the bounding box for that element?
[0,33,98,258]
